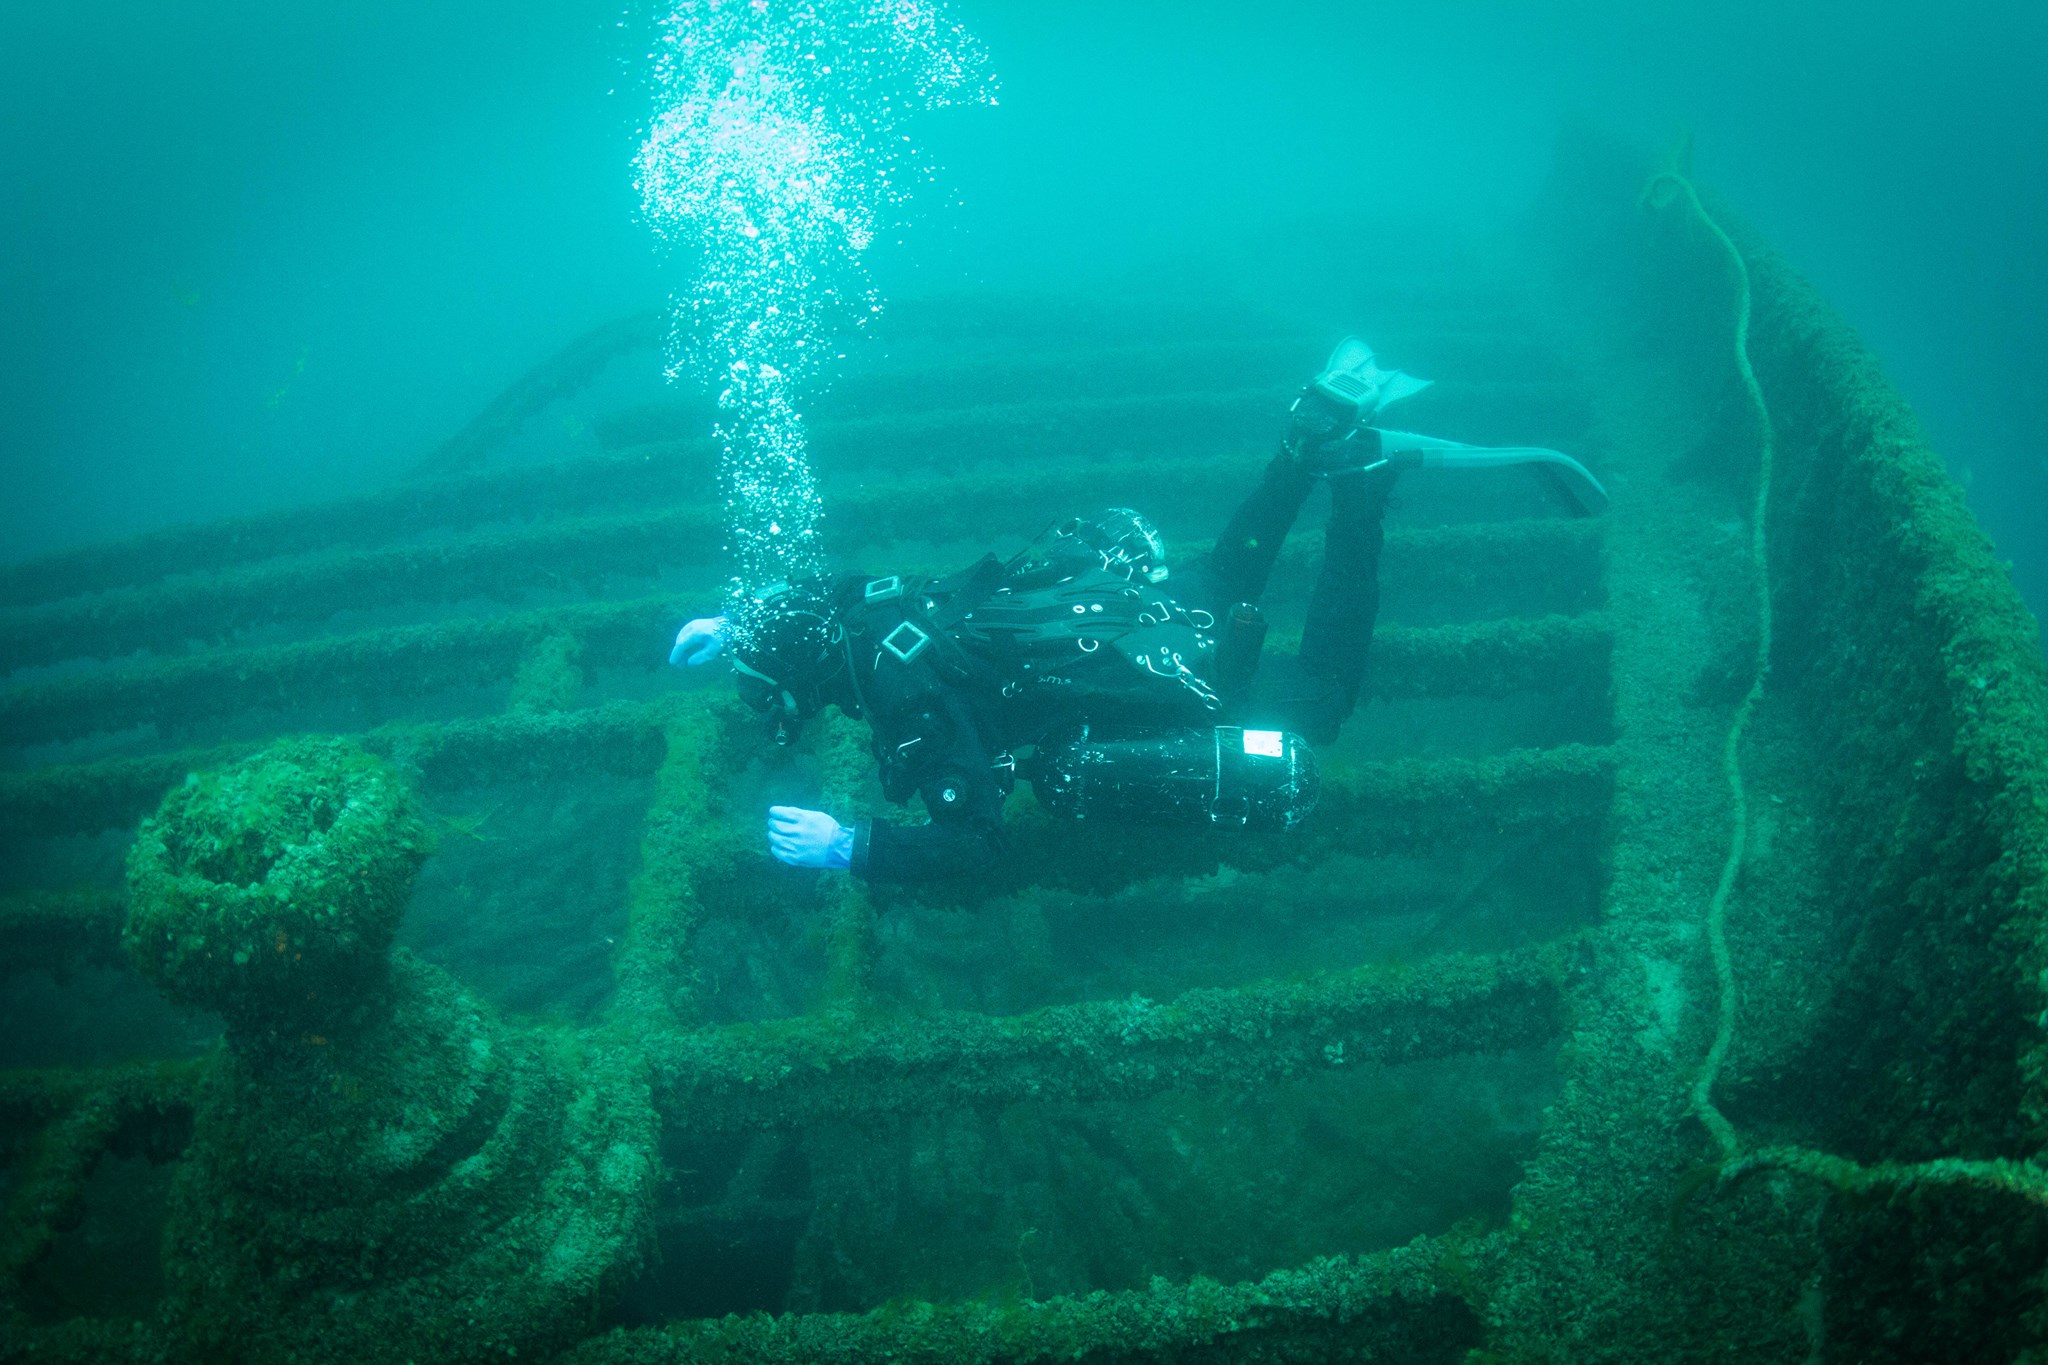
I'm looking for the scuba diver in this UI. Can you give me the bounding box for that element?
[669,338,1607,884]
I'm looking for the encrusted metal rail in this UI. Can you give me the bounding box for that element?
[0,737,1616,954]
[0,1061,204,1303]
[562,1233,1494,1365]
[651,944,1569,1135]
[0,602,1607,752]
[0,432,1605,672]
[0,699,669,838]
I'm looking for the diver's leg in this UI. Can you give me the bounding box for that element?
[1198,453,1317,604]
[1293,470,1391,735]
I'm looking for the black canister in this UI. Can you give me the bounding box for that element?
[1025,724,1318,831]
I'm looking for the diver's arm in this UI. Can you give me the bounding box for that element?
[850,804,1003,883]
[850,692,1006,884]
[761,778,1000,882]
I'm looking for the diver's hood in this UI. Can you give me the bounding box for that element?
[729,576,848,719]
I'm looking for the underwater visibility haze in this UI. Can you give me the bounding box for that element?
[2,2,2047,1362]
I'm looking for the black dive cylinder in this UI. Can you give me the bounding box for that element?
[1026,725,1319,830]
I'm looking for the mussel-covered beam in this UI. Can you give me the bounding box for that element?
[559,1234,1485,1365]
[0,600,674,748]
[599,383,1287,465]
[0,741,1598,972]
[369,695,672,786]
[806,332,1575,424]
[0,742,258,842]
[600,374,1590,463]
[0,662,1608,846]
[0,450,1261,671]
[0,507,706,673]
[0,699,670,839]
[0,1059,207,1296]
[0,377,1599,668]
[0,1060,207,1133]
[2,737,1607,975]
[1370,613,1613,701]
[0,441,713,615]
[1382,517,1603,621]
[0,889,125,978]
[1308,742,1615,856]
[0,319,1587,610]
[0,597,1608,750]
[0,372,1258,608]
[0,388,1268,617]
[650,944,1567,1135]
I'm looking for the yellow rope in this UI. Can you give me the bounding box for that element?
[1645,172,1773,1161]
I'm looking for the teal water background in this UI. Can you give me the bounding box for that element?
[1,0,2042,626]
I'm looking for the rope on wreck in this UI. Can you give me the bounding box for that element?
[1643,170,1771,1162]
[1648,173,2048,1211]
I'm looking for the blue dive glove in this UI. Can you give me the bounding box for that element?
[670,615,729,667]
[767,806,854,870]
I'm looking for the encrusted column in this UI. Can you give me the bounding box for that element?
[124,738,655,1364]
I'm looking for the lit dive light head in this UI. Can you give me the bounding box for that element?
[1057,507,1168,584]
[730,577,844,722]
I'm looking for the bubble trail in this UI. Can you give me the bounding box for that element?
[633,0,995,638]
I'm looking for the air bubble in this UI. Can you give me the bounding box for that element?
[635,0,994,642]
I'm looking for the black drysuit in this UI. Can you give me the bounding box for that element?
[837,454,1389,884]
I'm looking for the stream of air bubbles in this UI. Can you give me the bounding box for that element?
[634,0,995,639]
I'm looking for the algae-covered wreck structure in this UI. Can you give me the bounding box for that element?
[3,145,2046,1363]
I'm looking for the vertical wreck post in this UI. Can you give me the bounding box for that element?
[123,739,657,1364]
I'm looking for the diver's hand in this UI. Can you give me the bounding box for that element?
[669,616,729,667]
[767,806,853,870]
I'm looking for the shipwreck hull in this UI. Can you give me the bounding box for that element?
[2,144,2045,1363]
